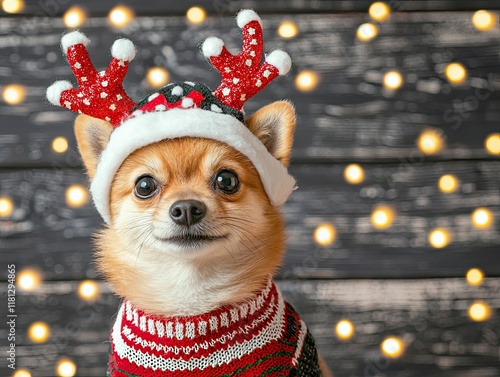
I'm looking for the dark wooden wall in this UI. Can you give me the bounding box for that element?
[0,1,499,376]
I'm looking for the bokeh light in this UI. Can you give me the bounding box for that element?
[314,224,336,246]
[78,280,99,301]
[65,185,88,208]
[438,174,459,194]
[472,208,493,229]
[146,67,170,89]
[371,205,395,229]
[56,358,77,377]
[428,228,451,248]
[0,196,14,217]
[28,321,50,343]
[335,320,355,340]
[344,164,365,184]
[383,71,403,90]
[108,5,134,27]
[369,2,391,22]
[18,268,42,291]
[417,128,444,155]
[295,70,319,92]
[277,21,299,39]
[381,337,404,358]
[2,84,25,105]
[2,0,23,13]
[63,6,87,28]
[468,302,491,322]
[356,23,379,41]
[186,6,206,25]
[466,268,484,286]
[472,10,496,31]
[12,369,31,377]
[484,133,500,155]
[445,62,467,85]
[52,136,69,154]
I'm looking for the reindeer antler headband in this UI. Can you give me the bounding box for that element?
[47,9,296,224]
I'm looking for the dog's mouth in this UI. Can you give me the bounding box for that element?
[155,233,228,248]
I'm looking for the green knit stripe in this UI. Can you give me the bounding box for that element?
[219,350,294,377]
[258,364,292,377]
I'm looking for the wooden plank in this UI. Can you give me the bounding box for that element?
[1,12,499,167]
[0,278,499,376]
[0,160,498,281]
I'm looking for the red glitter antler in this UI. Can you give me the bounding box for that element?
[46,31,137,128]
[202,9,291,111]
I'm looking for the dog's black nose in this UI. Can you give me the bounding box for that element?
[170,200,206,226]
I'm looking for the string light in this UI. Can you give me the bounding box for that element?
[417,128,444,155]
[371,205,395,229]
[369,2,390,22]
[344,164,365,184]
[277,21,299,39]
[186,6,206,25]
[28,321,50,343]
[472,10,496,31]
[466,268,484,286]
[438,174,459,194]
[0,196,13,217]
[18,268,42,291]
[12,369,32,377]
[65,185,88,208]
[52,136,69,154]
[428,228,451,248]
[56,358,77,377]
[381,337,404,358]
[356,23,379,42]
[445,62,467,85]
[2,84,25,105]
[63,6,86,28]
[472,208,493,229]
[146,67,170,89]
[78,280,99,301]
[295,70,319,92]
[383,71,403,90]
[314,224,336,246]
[485,133,500,155]
[468,302,491,322]
[108,5,134,27]
[2,0,23,13]
[335,320,354,340]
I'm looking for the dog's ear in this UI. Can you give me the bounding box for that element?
[74,114,113,179]
[246,101,296,168]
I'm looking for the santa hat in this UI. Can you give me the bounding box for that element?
[46,9,295,224]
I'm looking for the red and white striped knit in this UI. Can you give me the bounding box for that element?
[108,279,321,376]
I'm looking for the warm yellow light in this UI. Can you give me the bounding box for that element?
[485,133,500,155]
[369,2,391,22]
[383,71,403,90]
[78,280,99,301]
[63,7,86,28]
[472,208,493,229]
[52,136,69,154]
[472,10,496,31]
[468,302,491,322]
[335,320,354,340]
[56,358,77,377]
[466,268,484,286]
[2,84,25,105]
[18,268,42,291]
[277,21,299,39]
[438,174,459,194]
[314,224,336,246]
[186,6,206,25]
[146,67,170,89]
[428,228,451,249]
[417,128,444,155]
[356,23,379,41]
[344,164,365,184]
[12,369,31,377]
[445,62,467,85]
[295,70,319,92]
[108,6,134,27]
[65,185,88,208]
[371,206,395,229]
[28,322,50,343]
[0,196,14,217]
[381,337,404,358]
[2,0,23,13]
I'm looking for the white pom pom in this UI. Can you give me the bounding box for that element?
[61,31,90,53]
[202,37,224,58]
[265,50,292,75]
[46,80,74,106]
[236,9,262,28]
[111,38,136,61]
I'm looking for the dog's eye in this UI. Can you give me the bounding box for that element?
[215,170,239,194]
[135,176,158,199]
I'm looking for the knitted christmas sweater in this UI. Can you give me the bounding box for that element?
[107,279,321,376]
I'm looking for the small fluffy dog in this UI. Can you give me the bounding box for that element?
[48,9,330,376]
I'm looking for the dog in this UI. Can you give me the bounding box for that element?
[48,9,331,376]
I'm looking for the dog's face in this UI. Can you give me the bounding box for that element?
[75,101,295,316]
